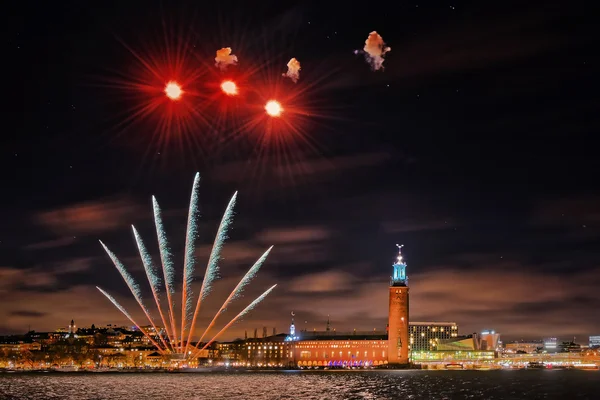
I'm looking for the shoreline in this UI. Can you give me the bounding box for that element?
[1,368,595,374]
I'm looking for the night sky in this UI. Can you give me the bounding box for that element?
[2,0,598,342]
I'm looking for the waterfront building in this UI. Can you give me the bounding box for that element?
[589,336,600,349]
[544,338,558,353]
[411,350,495,363]
[0,338,42,352]
[437,336,478,351]
[559,341,581,353]
[295,334,388,367]
[217,334,294,367]
[478,330,501,351]
[409,322,459,351]
[244,334,294,367]
[504,341,543,354]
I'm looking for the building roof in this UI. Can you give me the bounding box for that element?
[298,332,388,341]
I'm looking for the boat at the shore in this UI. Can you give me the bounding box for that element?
[473,364,496,371]
[91,367,122,372]
[573,364,599,371]
[56,366,78,372]
[526,362,546,369]
[445,363,464,370]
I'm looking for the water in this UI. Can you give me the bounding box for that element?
[0,370,598,399]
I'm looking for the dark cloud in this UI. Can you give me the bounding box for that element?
[34,197,143,236]
[22,236,76,251]
[9,310,47,318]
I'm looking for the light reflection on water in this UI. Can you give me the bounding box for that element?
[0,370,598,399]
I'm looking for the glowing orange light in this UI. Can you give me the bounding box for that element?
[165,81,182,100]
[265,100,283,117]
[221,80,238,96]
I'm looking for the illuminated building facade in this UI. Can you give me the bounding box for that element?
[590,336,600,349]
[544,337,558,353]
[504,341,543,354]
[294,334,388,367]
[217,334,294,367]
[243,335,294,367]
[437,336,478,351]
[388,244,409,365]
[478,330,500,351]
[409,322,458,351]
[411,350,495,363]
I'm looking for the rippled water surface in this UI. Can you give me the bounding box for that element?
[1,370,598,399]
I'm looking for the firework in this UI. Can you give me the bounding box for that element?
[180,172,201,352]
[265,100,283,117]
[132,225,175,351]
[152,196,179,348]
[164,81,183,100]
[97,175,276,359]
[221,80,238,96]
[185,192,237,353]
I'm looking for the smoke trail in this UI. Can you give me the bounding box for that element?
[186,192,237,349]
[194,284,277,356]
[283,58,301,83]
[188,246,273,352]
[152,197,178,349]
[132,225,173,351]
[356,31,390,71]
[96,286,165,353]
[200,191,237,301]
[132,226,162,290]
[215,47,238,71]
[180,172,201,351]
[229,246,273,302]
[100,240,146,312]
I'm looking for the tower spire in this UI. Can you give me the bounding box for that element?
[391,244,408,286]
[290,311,296,336]
[326,315,331,332]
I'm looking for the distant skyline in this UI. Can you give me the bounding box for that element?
[2,0,598,341]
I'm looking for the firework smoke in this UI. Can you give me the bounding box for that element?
[215,47,238,71]
[192,246,274,348]
[283,58,301,83]
[180,172,201,350]
[356,31,391,71]
[194,284,278,356]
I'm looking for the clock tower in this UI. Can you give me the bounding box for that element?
[388,244,409,365]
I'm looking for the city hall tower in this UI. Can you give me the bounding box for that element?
[388,244,409,365]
